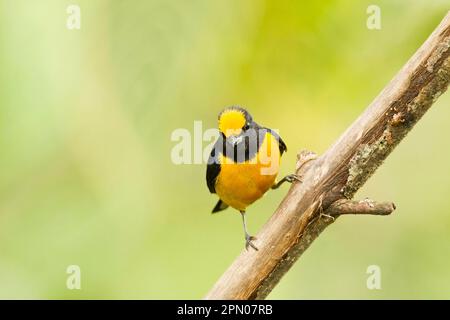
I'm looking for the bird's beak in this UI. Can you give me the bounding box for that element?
[229,135,243,146]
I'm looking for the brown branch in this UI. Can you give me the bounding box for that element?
[205,11,450,300]
[327,199,396,216]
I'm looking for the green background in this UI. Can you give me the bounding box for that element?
[0,0,449,299]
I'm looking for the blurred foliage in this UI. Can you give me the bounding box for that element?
[0,0,449,299]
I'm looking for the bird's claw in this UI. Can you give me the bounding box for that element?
[286,174,302,183]
[245,235,258,251]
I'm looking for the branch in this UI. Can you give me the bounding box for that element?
[327,199,396,216]
[205,11,450,300]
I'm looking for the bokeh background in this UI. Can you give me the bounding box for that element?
[0,0,449,299]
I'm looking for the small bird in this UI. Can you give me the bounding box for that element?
[206,106,300,250]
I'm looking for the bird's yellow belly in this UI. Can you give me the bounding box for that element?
[215,132,281,211]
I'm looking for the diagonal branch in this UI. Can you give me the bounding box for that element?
[205,11,450,300]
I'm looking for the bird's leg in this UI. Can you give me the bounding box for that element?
[271,174,302,189]
[240,210,258,251]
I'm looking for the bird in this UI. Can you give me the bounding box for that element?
[206,106,300,250]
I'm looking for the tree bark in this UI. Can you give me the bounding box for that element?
[205,11,450,300]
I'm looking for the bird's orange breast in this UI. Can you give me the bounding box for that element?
[215,132,281,211]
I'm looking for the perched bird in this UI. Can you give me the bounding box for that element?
[206,106,300,250]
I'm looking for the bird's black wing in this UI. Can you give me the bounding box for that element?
[277,133,287,155]
[206,136,223,193]
[262,127,287,155]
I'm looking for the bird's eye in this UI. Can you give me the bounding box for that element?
[243,123,250,130]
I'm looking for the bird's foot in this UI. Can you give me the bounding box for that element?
[271,173,303,190]
[285,174,302,183]
[245,235,258,251]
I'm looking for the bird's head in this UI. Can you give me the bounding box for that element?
[218,106,253,142]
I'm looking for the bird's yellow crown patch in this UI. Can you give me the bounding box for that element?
[218,108,246,137]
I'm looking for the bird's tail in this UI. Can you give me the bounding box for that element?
[212,199,229,213]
